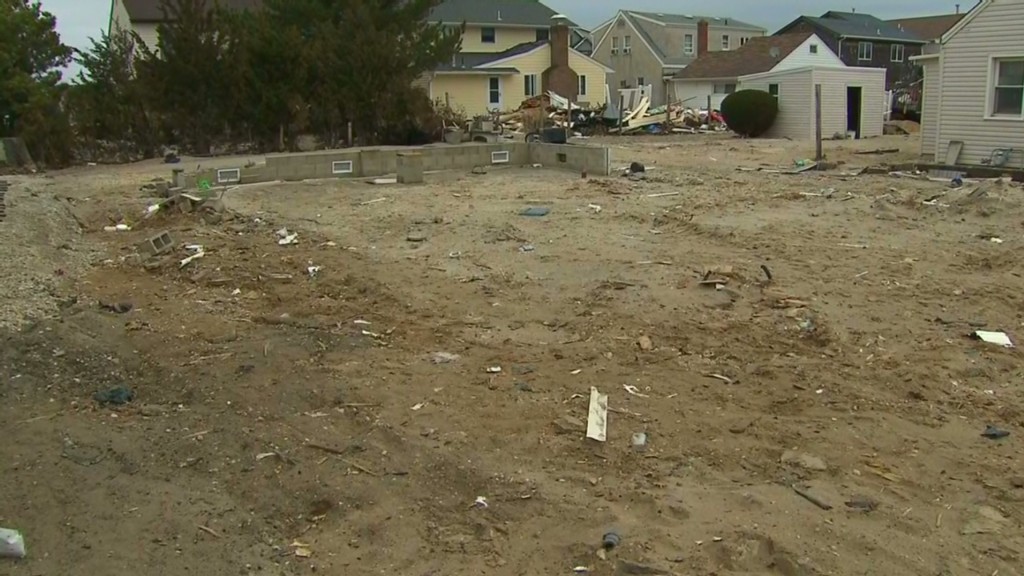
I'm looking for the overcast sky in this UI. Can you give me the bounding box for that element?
[41,0,971,55]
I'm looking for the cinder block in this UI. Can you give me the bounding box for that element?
[397,152,424,184]
[138,231,174,257]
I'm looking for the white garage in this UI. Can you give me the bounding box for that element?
[738,65,887,141]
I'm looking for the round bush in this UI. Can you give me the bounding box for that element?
[720,89,779,137]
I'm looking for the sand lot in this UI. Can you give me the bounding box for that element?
[1,133,1022,576]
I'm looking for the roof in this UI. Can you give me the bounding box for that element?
[437,40,547,71]
[123,0,261,21]
[886,13,965,41]
[628,11,764,31]
[780,11,926,43]
[672,32,813,80]
[941,0,989,43]
[599,10,766,68]
[428,0,576,27]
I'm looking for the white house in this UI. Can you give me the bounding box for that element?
[911,0,1024,166]
[670,31,844,110]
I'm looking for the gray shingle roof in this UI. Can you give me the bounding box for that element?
[801,12,926,42]
[428,0,576,27]
[628,11,764,32]
[436,40,545,71]
[618,11,766,67]
[123,0,261,22]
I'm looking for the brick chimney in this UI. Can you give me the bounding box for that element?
[543,14,579,98]
[697,19,709,57]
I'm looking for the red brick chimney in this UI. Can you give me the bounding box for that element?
[697,19,709,57]
[543,14,579,98]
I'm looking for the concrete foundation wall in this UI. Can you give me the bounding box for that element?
[187,141,611,187]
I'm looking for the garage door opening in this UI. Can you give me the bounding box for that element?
[846,86,863,139]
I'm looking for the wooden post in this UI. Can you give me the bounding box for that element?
[347,121,353,147]
[814,84,823,162]
[617,94,624,133]
[664,79,671,128]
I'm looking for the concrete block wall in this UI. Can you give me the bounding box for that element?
[184,142,611,187]
[530,144,611,176]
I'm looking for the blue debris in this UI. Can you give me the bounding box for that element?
[520,207,550,217]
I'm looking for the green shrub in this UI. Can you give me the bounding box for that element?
[721,89,779,137]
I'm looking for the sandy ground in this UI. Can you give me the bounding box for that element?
[2,133,1023,576]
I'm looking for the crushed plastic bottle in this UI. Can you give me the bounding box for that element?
[0,528,25,559]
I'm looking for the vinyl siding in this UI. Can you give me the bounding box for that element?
[461,25,542,53]
[773,34,845,70]
[812,68,886,139]
[435,46,608,116]
[740,70,813,140]
[919,58,940,160]
[134,22,159,52]
[671,81,730,110]
[109,0,131,35]
[430,75,493,116]
[936,0,1024,165]
[592,15,669,105]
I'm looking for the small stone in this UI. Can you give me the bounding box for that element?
[553,415,585,435]
[637,335,653,351]
[1009,476,1024,489]
[406,231,427,242]
[844,496,879,512]
[780,450,828,471]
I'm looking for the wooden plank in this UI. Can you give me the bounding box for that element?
[945,140,963,165]
[585,387,608,442]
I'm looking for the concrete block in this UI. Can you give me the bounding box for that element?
[138,231,174,257]
[397,152,424,184]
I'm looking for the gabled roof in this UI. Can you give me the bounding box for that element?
[123,0,261,22]
[435,40,613,73]
[940,0,989,44]
[595,10,767,68]
[628,11,764,31]
[886,13,965,41]
[779,11,926,43]
[673,31,814,80]
[428,0,576,27]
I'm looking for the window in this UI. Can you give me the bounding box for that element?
[636,76,645,87]
[611,36,620,54]
[722,35,730,50]
[891,44,904,62]
[684,33,694,55]
[740,37,748,46]
[524,74,538,97]
[619,79,627,88]
[713,83,736,94]
[809,44,818,54]
[481,27,495,43]
[488,77,501,105]
[990,58,1024,117]
[536,28,549,42]
[623,35,632,52]
[858,41,873,61]
[578,75,588,96]
[768,83,779,98]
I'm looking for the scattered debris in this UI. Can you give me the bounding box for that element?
[307,264,321,278]
[0,528,26,559]
[586,387,608,442]
[970,330,1013,348]
[702,373,734,385]
[431,352,461,364]
[519,243,535,252]
[276,228,298,245]
[410,403,425,411]
[588,203,602,213]
[854,148,900,155]
[637,335,653,351]
[845,496,879,512]
[760,264,773,281]
[486,366,502,374]
[93,386,134,406]
[359,197,388,205]
[981,425,1010,440]
[98,301,133,314]
[520,206,550,217]
[602,531,621,550]
[289,540,313,558]
[103,223,131,232]
[631,432,648,451]
[792,484,833,510]
[406,231,428,243]
[781,450,828,471]
[179,249,204,268]
[623,384,649,398]
[471,496,489,509]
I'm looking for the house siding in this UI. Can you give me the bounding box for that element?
[134,22,160,52]
[774,35,845,70]
[936,0,1024,166]
[919,58,940,160]
[109,0,131,34]
[812,68,886,138]
[741,70,814,140]
[590,12,766,106]
[436,46,608,116]
[461,25,543,53]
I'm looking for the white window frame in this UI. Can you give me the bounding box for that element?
[216,168,240,183]
[985,55,1024,120]
[332,160,353,174]
[623,35,631,53]
[683,33,694,55]
[491,151,509,164]
[740,37,748,46]
[713,83,736,94]
[890,44,904,62]
[809,44,818,54]
[722,34,730,50]
[524,74,538,97]
[480,27,495,44]
[858,41,873,61]
[636,76,645,89]
[768,83,779,98]
[578,75,588,96]
[611,36,619,54]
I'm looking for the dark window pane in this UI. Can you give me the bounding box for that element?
[997,60,1024,86]
[536,28,549,42]
[994,87,1023,115]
